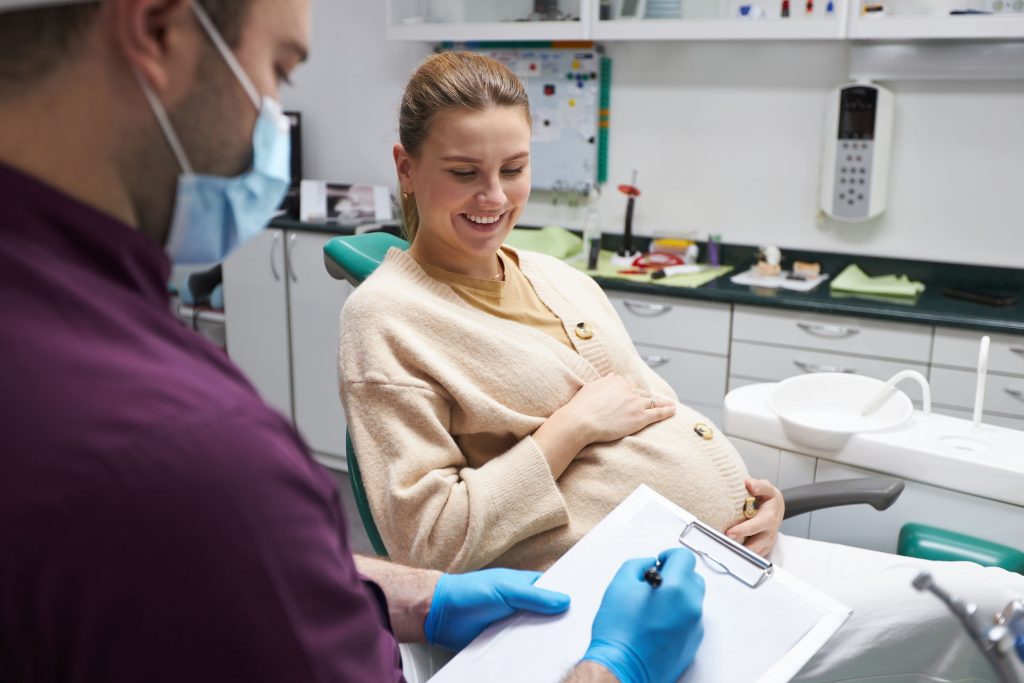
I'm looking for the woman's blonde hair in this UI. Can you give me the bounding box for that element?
[397,51,532,241]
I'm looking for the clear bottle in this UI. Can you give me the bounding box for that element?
[582,188,602,271]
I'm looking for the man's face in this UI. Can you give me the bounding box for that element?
[171,0,309,180]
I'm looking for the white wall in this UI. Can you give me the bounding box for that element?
[285,1,1024,268]
[282,1,431,187]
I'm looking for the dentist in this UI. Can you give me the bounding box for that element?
[0,1,705,681]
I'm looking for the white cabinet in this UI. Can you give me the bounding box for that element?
[807,459,1024,554]
[729,305,933,406]
[608,291,732,424]
[611,291,731,353]
[931,326,1024,425]
[223,229,292,419]
[286,233,353,467]
[732,305,933,362]
[224,229,352,470]
[635,343,728,408]
[933,327,1024,377]
[730,340,931,403]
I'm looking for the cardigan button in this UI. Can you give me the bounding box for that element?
[693,423,713,440]
[575,322,594,340]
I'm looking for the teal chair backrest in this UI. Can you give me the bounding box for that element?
[325,232,410,557]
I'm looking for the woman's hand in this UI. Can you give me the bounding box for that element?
[724,479,785,557]
[533,373,675,479]
[564,373,676,445]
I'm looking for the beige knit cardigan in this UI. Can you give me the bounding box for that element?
[338,247,750,572]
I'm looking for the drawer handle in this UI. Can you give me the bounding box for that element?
[796,321,860,338]
[286,233,299,283]
[270,232,282,282]
[1011,346,1024,356]
[793,359,857,374]
[641,355,671,368]
[623,300,671,316]
[1005,387,1024,401]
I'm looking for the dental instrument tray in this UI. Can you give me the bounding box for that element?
[730,266,830,292]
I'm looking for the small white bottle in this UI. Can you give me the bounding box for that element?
[582,188,602,270]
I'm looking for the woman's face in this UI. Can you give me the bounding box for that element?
[397,105,532,274]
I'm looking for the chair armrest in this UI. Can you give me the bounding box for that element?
[781,477,905,519]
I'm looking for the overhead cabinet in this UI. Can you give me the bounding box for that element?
[385,0,1024,41]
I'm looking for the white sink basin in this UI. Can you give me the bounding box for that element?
[724,382,1024,508]
[767,373,913,450]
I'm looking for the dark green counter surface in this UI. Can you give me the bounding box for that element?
[594,241,1024,336]
[272,219,1024,336]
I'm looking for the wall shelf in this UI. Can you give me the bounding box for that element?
[847,14,1024,40]
[593,17,847,40]
[385,0,1024,42]
[386,20,591,42]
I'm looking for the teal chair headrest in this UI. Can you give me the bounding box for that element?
[323,232,410,286]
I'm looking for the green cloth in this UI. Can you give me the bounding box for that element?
[830,264,925,298]
[505,226,582,260]
[571,250,732,289]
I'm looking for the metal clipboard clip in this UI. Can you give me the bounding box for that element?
[679,518,774,589]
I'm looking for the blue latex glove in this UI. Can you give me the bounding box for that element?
[424,568,571,651]
[583,547,705,683]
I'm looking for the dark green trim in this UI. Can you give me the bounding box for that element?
[598,55,612,185]
[346,431,389,558]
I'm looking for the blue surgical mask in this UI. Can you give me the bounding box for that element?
[136,1,291,265]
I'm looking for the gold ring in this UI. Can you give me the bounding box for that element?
[743,496,759,519]
[648,399,657,410]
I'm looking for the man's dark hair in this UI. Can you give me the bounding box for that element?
[0,1,252,96]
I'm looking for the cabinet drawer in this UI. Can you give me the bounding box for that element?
[930,366,1024,418]
[732,305,932,363]
[932,327,1024,377]
[636,343,727,406]
[730,340,929,403]
[608,292,730,355]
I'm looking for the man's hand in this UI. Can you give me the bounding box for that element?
[425,568,571,650]
[580,548,705,683]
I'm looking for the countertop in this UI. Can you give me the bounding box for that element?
[271,218,1024,336]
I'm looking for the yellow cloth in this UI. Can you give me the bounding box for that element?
[830,264,925,298]
[339,247,750,572]
[414,248,573,350]
[573,249,733,288]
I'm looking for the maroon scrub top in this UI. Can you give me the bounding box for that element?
[0,161,404,682]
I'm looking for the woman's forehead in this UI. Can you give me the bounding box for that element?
[425,107,531,157]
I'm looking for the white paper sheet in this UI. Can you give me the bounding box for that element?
[432,486,850,683]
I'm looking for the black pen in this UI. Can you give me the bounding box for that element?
[644,560,663,588]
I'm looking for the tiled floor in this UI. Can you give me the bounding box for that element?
[328,469,376,556]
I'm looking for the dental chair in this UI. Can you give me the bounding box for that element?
[323,232,1022,680]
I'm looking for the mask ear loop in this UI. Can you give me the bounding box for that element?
[133,67,194,175]
[189,1,261,110]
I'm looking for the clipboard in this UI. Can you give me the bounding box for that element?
[432,486,851,683]
[679,518,773,589]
